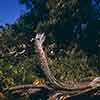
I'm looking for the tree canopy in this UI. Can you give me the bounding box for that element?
[0,0,100,99]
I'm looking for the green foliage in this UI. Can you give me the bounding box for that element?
[48,45,99,82]
[0,0,99,91]
[0,55,44,89]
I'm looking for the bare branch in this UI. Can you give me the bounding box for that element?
[34,33,100,91]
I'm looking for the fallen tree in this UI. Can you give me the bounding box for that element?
[2,33,100,100]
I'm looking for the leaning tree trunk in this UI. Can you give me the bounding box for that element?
[34,33,100,89]
[2,33,100,100]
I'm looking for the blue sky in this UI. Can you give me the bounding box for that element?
[0,0,26,25]
[0,0,99,26]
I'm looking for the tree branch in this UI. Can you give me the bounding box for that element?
[34,33,100,91]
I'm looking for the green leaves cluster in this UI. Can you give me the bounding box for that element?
[48,45,99,82]
[0,0,100,89]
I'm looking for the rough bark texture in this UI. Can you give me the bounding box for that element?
[2,33,100,100]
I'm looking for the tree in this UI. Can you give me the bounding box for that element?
[2,33,100,100]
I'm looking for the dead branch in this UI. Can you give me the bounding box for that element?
[2,33,100,99]
[34,33,100,90]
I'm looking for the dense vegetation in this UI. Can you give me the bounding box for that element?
[0,0,100,99]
